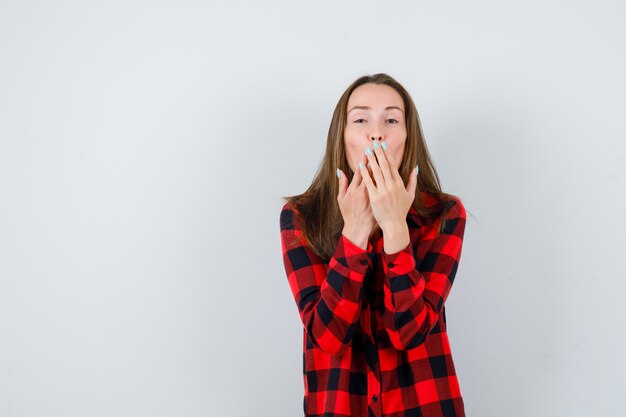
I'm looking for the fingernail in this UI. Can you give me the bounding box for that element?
[372,141,380,149]
[359,162,365,170]
[337,168,341,178]
[381,141,387,150]
[365,146,373,156]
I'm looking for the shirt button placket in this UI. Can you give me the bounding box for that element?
[367,360,382,416]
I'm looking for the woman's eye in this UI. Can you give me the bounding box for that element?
[353,118,399,124]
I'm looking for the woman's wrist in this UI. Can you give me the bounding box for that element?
[382,222,410,254]
[342,226,369,250]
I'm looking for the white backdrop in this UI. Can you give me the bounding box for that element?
[1,1,625,416]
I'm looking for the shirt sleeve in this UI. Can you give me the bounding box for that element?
[381,199,467,350]
[280,202,372,355]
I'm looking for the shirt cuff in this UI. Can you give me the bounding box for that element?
[382,241,416,276]
[336,234,373,273]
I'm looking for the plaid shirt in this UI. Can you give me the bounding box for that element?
[279,191,467,417]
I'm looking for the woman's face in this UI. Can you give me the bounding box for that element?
[344,83,407,174]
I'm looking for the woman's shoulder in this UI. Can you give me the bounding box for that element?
[419,190,464,211]
[279,200,303,232]
[443,195,465,218]
[280,200,294,224]
[279,200,311,251]
[408,191,465,230]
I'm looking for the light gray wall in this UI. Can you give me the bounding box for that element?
[1,1,624,416]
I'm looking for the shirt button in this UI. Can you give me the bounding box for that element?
[387,262,395,268]
[360,258,369,265]
[371,394,378,403]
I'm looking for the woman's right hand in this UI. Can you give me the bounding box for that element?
[337,152,376,250]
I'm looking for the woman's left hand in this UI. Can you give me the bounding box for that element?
[360,141,419,233]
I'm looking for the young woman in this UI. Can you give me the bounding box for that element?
[279,73,468,417]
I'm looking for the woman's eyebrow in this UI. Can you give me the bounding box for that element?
[348,105,403,113]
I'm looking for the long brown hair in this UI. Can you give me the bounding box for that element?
[282,73,462,261]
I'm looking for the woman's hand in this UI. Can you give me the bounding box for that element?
[337,152,377,250]
[360,141,419,253]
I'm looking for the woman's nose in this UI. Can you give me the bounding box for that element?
[369,122,383,141]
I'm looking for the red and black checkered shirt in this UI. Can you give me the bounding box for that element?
[279,191,467,417]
